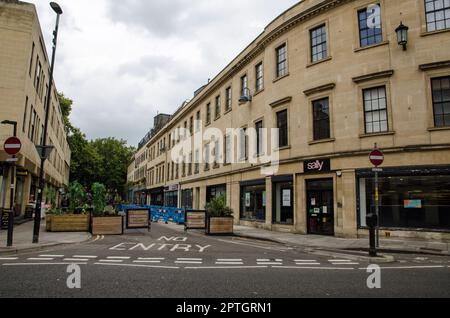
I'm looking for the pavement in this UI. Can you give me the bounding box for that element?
[0,220,91,255]
[0,222,449,298]
[233,225,450,258]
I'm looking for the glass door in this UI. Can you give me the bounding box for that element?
[306,179,334,236]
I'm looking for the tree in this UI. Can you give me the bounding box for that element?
[58,93,73,133]
[60,93,135,198]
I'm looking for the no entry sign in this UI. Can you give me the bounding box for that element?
[3,137,22,156]
[369,148,384,167]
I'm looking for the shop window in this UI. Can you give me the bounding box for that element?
[359,174,450,230]
[273,180,294,224]
[240,183,266,221]
[206,185,226,204]
[164,191,178,208]
[181,189,193,209]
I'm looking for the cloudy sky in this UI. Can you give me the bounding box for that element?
[31,0,299,146]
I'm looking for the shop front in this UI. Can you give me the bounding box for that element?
[149,187,164,206]
[181,188,193,209]
[206,184,226,203]
[164,184,179,208]
[240,180,266,222]
[303,159,335,236]
[357,165,450,232]
[272,176,294,225]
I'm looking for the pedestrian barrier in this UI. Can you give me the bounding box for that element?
[118,204,187,225]
[184,210,207,232]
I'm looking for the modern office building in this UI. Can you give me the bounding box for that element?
[0,0,71,218]
[128,0,450,240]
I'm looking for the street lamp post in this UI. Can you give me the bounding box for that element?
[32,2,63,244]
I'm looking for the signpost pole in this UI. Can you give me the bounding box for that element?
[375,164,380,248]
[7,123,17,247]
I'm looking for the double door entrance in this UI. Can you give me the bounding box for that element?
[306,179,335,236]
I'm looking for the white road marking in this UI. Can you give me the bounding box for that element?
[39,255,64,258]
[257,259,282,262]
[295,263,321,266]
[137,258,165,260]
[99,259,123,263]
[133,260,163,264]
[175,261,203,264]
[177,258,202,261]
[328,259,352,262]
[331,262,360,265]
[64,258,90,262]
[107,256,131,260]
[218,239,290,252]
[95,263,179,269]
[294,260,318,262]
[3,263,87,266]
[358,265,446,270]
[185,266,268,270]
[73,255,98,259]
[0,257,18,260]
[27,258,54,261]
[257,262,283,265]
[215,262,245,265]
[273,266,355,270]
[217,259,243,262]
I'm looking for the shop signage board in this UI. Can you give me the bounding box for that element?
[126,209,150,230]
[304,159,331,173]
[404,200,422,209]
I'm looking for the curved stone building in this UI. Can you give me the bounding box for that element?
[128,0,450,239]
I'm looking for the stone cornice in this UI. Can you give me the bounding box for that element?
[269,96,293,108]
[352,70,394,84]
[303,83,336,96]
[419,60,450,71]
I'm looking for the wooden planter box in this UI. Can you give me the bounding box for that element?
[46,214,90,232]
[206,217,234,235]
[92,216,124,235]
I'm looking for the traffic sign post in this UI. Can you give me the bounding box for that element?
[2,133,20,247]
[369,144,384,253]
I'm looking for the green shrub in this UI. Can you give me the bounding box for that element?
[205,195,233,218]
[69,181,85,212]
[92,183,107,217]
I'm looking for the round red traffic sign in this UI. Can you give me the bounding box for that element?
[369,149,384,167]
[4,137,22,156]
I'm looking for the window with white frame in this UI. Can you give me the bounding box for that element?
[363,86,388,134]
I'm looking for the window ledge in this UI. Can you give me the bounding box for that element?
[420,28,450,37]
[308,138,335,145]
[354,40,389,53]
[359,131,395,139]
[273,73,290,84]
[224,108,232,115]
[253,88,265,97]
[306,56,332,68]
[214,116,221,121]
[276,145,291,151]
[428,126,450,132]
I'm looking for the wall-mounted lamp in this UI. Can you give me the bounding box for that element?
[239,88,253,103]
[395,22,409,51]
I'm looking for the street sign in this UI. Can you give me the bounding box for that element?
[6,158,19,163]
[4,137,21,156]
[369,149,384,167]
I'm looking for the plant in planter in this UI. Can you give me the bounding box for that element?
[46,184,90,233]
[69,181,86,214]
[91,183,123,235]
[205,195,234,235]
